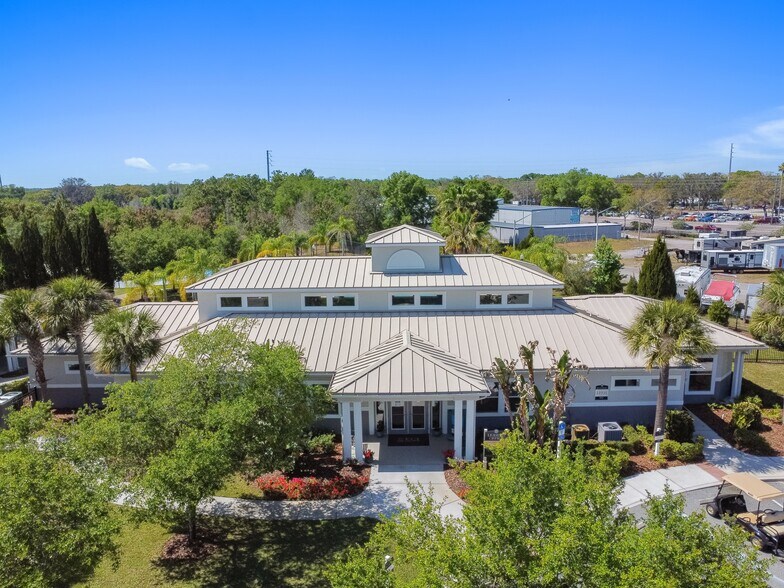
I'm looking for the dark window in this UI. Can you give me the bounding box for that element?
[246,296,269,308]
[689,372,713,391]
[67,362,90,372]
[419,294,443,306]
[614,379,640,388]
[332,295,356,307]
[431,401,441,429]
[411,405,425,429]
[304,296,328,307]
[507,293,530,305]
[220,296,242,308]
[479,294,502,305]
[391,405,405,429]
[391,295,415,306]
[477,392,499,413]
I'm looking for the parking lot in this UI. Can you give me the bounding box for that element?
[628,481,784,587]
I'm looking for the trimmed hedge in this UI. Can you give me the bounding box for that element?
[665,410,694,443]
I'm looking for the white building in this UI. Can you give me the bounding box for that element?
[16,225,763,461]
[489,203,622,244]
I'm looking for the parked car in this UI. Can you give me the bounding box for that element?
[736,213,751,221]
[703,473,784,554]
[661,215,672,220]
[754,216,781,224]
[695,224,720,232]
[684,215,698,221]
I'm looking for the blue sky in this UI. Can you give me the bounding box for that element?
[2,1,784,186]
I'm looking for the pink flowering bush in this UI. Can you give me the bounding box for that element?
[255,473,370,500]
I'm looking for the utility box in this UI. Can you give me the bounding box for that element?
[0,391,23,427]
[597,421,623,442]
[571,424,590,440]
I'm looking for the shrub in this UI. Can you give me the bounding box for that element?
[622,424,653,452]
[665,410,695,443]
[675,437,704,462]
[659,439,681,460]
[584,443,629,472]
[255,472,369,500]
[733,428,774,455]
[731,401,762,431]
[742,395,763,408]
[0,377,28,393]
[707,299,730,326]
[302,432,336,454]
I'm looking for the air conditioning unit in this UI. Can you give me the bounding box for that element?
[597,421,623,442]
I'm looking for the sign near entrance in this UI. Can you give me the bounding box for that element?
[557,420,566,441]
[484,429,502,444]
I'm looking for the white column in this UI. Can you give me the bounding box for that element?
[464,399,476,461]
[352,401,363,461]
[341,402,352,461]
[731,352,745,399]
[454,399,464,460]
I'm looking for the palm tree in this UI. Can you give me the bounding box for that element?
[0,289,49,400]
[40,276,113,406]
[326,217,357,255]
[290,232,309,256]
[93,308,162,382]
[444,209,487,254]
[121,270,165,304]
[750,270,784,349]
[624,299,715,436]
[308,222,331,255]
[165,247,224,300]
[237,234,267,262]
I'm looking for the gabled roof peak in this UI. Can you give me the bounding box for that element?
[365,224,446,246]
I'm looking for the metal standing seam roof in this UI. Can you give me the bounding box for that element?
[36,302,200,355]
[186,254,562,291]
[365,225,446,245]
[330,330,488,396]
[147,305,653,374]
[563,295,764,350]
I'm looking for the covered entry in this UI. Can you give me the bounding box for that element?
[330,330,489,462]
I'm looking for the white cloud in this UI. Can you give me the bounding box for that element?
[712,114,784,163]
[124,157,155,171]
[167,162,209,172]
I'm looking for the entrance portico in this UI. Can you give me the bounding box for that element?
[330,330,490,463]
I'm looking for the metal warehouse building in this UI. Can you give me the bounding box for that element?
[490,203,622,244]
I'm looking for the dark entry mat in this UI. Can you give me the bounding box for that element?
[387,434,430,447]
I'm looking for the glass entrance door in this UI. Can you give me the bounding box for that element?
[411,402,426,430]
[390,403,406,431]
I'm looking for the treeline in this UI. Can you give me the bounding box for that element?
[0,167,777,296]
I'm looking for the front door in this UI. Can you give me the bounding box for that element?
[388,401,429,434]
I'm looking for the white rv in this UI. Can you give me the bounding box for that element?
[674,265,712,300]
[701,249,765,272]
[762,243,784,271]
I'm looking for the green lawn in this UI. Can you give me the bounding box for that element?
[216,472,265,499]
[742,362,784,399]
[558,238,646,256]
[78,512,377,587]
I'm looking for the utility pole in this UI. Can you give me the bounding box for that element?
[778,162,784,216]
[728,143,734,181]
[266,150,271,182]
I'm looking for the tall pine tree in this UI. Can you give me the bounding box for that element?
[637,235,676,299]
[16,217,48,288]
[82,207,114,289]
[43,200,80,278]
[0,220,20,291]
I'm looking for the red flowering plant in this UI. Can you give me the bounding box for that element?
[255,472,370,500]
[442,448,455,461]
[362,448,374,462]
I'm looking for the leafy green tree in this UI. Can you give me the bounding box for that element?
[562,257,594,295]
[0,220,19,291]
[237,233,269,261]
[327,216,357,255]
[93,308,162,381]
[82,206,114,288]
[57,177,95,205]
[43,200,80,278]
[684,284,701,308]
[442,209,488,254]
[380,171,434,227]
[15,216,47,288]
[327,435,767,587]
[164,246,224,297]
[637,235,676,299]
[537,168,591,207]
[121,269,165,304]
[0,289,49,400]
[0,407,119,588]
[40,276,113,405]
[592,236,623,293]
[517,235,568,277]
[578,174,620,225]
[438,177,507,224]
[707,299,730,326]
[624,299,715,435]
[74,325,330,544]
[110,222,210,274]
[750,270,784,349]
[624,275,638,294]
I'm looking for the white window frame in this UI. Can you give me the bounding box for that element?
[219,295,243,309]
[611,377,641,390]
[301,293,358,310]
[65,361,92,374]
[476,291,533,308]
[388,292,445,309]
[245,295,272,310]
[651,376,680,390]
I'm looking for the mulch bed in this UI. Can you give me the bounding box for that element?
[622,453,687,477]
[158,532,219,562]
[289,443,369,479]
[444,463,471,500]
[689,403,784,456]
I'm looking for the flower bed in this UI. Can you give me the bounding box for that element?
[253,443,370,500]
